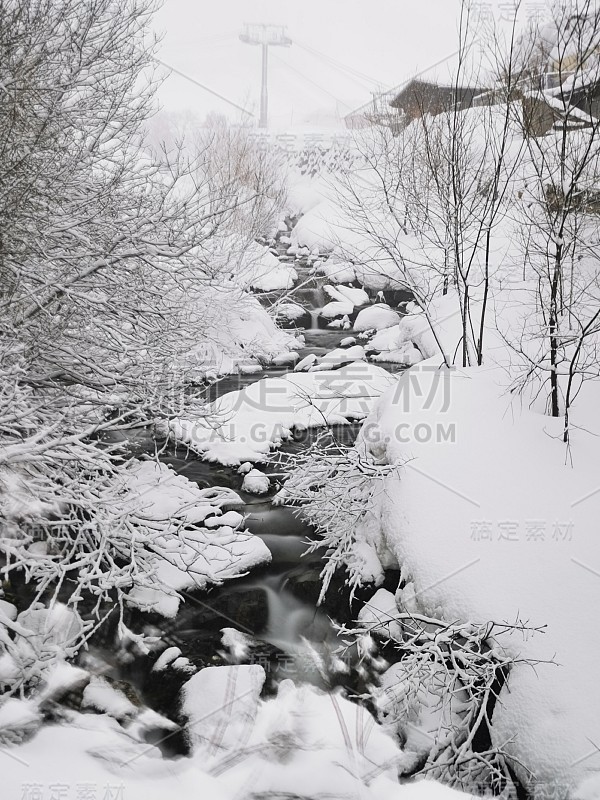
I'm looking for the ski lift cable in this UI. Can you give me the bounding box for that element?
[270,52,353,108]
[294,38,384,85]
[154,57,255,117]
[293,39,388,88]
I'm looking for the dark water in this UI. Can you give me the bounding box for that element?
[108,240,412,709]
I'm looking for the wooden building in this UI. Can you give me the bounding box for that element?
[388,79,486,124]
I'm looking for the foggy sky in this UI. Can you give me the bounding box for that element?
[152,0,536,128]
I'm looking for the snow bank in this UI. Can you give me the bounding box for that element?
[178,282,300,379]
[1,674,477,800]
[170,362,396,465]
[121,461,270,616]
[353,364,600,794]
[290,203,419,291]
[181,664,265,755]
[179,664,476,799]
[3,711,231,800]
[317,256,357,284]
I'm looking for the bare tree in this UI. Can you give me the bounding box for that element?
[500,1,600,443]
[0,0,287,685]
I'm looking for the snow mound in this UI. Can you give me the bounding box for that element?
[349,364,600,793]
[242,469,270,495]
[82,677,137,719]
[354,304,401,331]
[121,461,270,616]
[309,344,366,370]
[324,284,369,307]
[170,362,396,465]
[181,664,265,755]
[320,299,354,319]
[234,240,298,292]
[317,256,357,284]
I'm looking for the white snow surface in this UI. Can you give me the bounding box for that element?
[241,468,270,495]
[82,677,137,719]
[170,362,397,466]
[120,460,270,617]
[226,238,298,292]
[1,680,477,800]
[309,344,366,371]
[354,304,401,332]
[317,255,357,284]
[324,283,369,307]
[179,664,477,799]
[352,362,600,794]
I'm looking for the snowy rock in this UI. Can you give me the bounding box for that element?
[358,588,403,641]
[125,707,180,746]
[171,657,195,673]
[310,344,365,371]
[327,314,351,329]
[372,343,422,366]
[272,351,299,366]
[173,362,395,465]
[181,664,265,754]
[0,699,41,745]
[204,511,244,529]
[276,302,306,322]
[320,299,353,319]
[0,599,17,621]
[294,353,318,372]
[152,646,183,672]
[234,241,298,291]
[40,661,90,703]
[120,461,270,617]
[317,257,357,284]
[354,304,401,331]
[242,469,270,495]
[238,363,263,375]
[237,462,254,475]
[82,677,137,720]
[367,325,404,354]
[340,336,357,348]
[220,628,253,662]
[324,284,369,307]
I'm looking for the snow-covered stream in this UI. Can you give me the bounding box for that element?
[104,242,410,716]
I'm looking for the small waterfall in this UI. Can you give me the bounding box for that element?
[295,286,327,308]
[309,309,321,330]
[259,576,333,647]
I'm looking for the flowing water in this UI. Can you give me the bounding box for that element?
[111,236,410,712]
